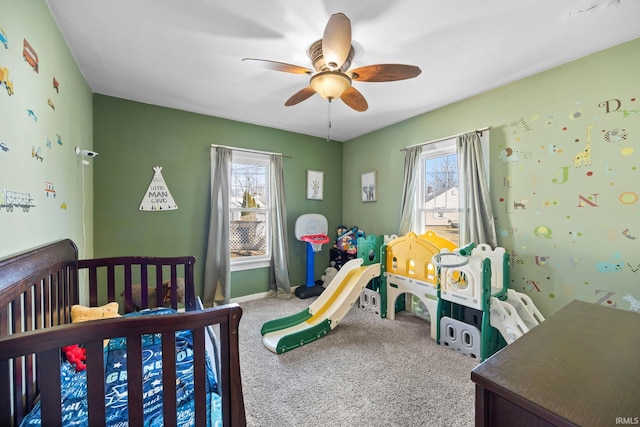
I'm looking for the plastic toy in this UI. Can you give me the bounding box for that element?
[379,231,544,360]
[62,344,87,372]
[334,225,359,252]
[261,229,544,359]
[294,214,330,299]
[320,266,338,287]
[435,243,545,359]
[334,225,348,248]
[382,231,457,339]
[262,258,380,353]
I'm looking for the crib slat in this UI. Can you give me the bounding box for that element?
[88,265,98,306]
[11,298,26,423]
[86,340,106,426]
[0,359,10,426]
[169,266,178,309]
[161,332,177,427]
[22,289,35,414]
[154,264,163,309]
[59,269,71,323]
[42,277,52,328]
[107,265,116,308]
[192,327,207,426]
[125,264,135,313]
[39,348,62,425]
[139,264,148,310]
[126,335,144,426]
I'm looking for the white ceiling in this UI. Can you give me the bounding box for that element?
[45,0,640,142]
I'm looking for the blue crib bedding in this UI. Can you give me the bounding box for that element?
[20,308,222,427]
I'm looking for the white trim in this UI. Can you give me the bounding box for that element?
[211,144,290,158]
[229,286,301,304]
[229,150,271,268]
[230,258,270,272]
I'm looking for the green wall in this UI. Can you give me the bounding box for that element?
[343,38,640,316]
[93,96,343,298]
[0,0,93,259]
[9,0,637,317]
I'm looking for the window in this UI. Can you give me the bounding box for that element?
[412,133,491,246]
[229,151,270,270]
[414,138,459,245]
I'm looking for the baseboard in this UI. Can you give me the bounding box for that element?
[230,286,300,304]
[230,292,269,303]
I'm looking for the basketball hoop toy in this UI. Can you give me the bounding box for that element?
[294,214,329,299]
[431,251,470,268]
[303,234,330,254]
[301,234,329,290]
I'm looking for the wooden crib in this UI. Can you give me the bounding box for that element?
[0,239,246,426]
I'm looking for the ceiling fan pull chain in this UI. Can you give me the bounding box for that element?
[327,100,332,142]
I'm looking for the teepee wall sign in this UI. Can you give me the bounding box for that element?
[139,166,178,211]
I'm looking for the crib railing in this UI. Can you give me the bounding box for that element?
[78,255,196,313]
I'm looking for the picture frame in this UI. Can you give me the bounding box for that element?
[306,170,324,200]
[361,171,377,202]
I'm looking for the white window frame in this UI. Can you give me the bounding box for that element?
[414,138,459,236]
[413,133,490,238]
[229,151,271,272]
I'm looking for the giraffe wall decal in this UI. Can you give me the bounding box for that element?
[574,125,595,167]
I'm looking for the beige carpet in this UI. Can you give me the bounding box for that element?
[237,295,479,427]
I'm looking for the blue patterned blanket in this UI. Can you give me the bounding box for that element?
[20,308,222,427]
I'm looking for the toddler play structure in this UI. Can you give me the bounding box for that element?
[382,231,458,340]
[434,242,544,359]
[262,230,544,359]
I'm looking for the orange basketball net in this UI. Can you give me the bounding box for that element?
[302,234,330,253]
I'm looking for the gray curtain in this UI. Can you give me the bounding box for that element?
[398,145,423,236]
[268,154,292,299]
[203,146,232,306]
[457,132,497,247]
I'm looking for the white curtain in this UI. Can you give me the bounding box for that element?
[268,154,292,299]
[457,131,497,247]
[203,146,232,306]
[398,145,423,236]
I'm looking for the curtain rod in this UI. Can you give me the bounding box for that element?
[400,126,491,151]
[210,144,292,159]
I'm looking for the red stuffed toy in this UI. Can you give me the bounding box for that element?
[62,344,87,372]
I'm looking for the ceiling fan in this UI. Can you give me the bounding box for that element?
[243,13,422,112]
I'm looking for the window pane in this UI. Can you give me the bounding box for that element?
[418,149,459,245]
[230,161,267,209]
[230,210,267,258]
[423,154,458,210]
[417,211,459,246]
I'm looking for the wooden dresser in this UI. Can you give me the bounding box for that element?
[471,300,640,427]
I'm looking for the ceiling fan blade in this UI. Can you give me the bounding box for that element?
[350,64,422,82]
[322,13,352,70]
[340,86,368,112]
[285,86,317,106]
[242,58,313,75]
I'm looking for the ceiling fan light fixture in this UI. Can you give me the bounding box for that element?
[310,71,351,100]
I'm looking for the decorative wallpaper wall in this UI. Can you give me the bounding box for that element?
[0,0,93,258]
[495,94,639,314]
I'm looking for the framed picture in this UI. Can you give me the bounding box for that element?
[306,170,324,200]
[361,171,377,202]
